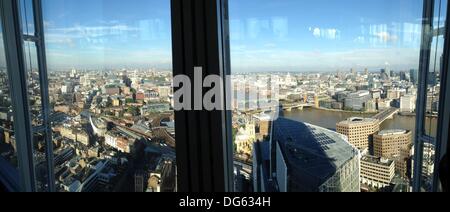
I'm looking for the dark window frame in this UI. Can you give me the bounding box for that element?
[434,0,450,192]
[413,0,450,192]
[171,0,233,192]
[0,0,37,192]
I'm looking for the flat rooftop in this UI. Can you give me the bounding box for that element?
[378,129,409,136]
[361,155,393,166]
[338,117,378,125]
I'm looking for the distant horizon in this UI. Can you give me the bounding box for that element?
[45,66,419,74]
[6,0,443,72]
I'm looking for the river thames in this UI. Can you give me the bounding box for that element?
[282,108,438,138]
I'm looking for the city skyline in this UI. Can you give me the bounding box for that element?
[29,0,445,72]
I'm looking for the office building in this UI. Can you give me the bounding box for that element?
[374,129,412,158]
[360,155,395,189]
[400,95,416,112]
[272,118,360,192]
[344,90,371,111]
[336,117,380,150]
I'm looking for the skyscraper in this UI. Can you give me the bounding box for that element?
[410,69,418,85]
[400,71,407,81]
[380,69,389,80]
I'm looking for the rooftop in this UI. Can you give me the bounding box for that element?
[349,90,370,97]
[338,117,378,125]
[378,129,409,136]
[273,118,359,182]
[361,155,393,166]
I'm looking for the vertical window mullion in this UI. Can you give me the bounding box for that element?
[433,0,450,192]
[413,0,435,192]
[31,0,55,192]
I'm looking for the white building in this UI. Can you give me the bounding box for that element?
[360,155,395,189]
[400,95,416,112]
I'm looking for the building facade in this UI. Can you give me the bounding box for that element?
[344,90,371,111]
[360,155,395,189]
[272,118,360,192]
[374,129,412,158]
[336,117,380,150]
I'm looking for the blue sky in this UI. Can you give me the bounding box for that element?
[42,0,172,70]
[34,0,447,72]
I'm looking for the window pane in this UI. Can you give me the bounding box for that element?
[0,12,18,168]
[23,41,44,127]
[424,0,446,138]
[418,0,447,192]
[42,0,175,192]
[33,131,50,191]
[418,141,435,191]
[230,0,428,192]
[20,0,35,36]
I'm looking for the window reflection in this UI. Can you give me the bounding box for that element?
[41,0,175,192]
[229,0,441,192]
[0,11,18,168]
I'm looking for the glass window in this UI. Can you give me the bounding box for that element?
[39,0,175,192]
[417,0,447,192]
[0,6,18,169]
[229,0,446,192]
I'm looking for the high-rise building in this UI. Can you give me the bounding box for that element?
[380,69,389,80]
[336,117,380,150]
[400,71,407,81]
[360,154,395,189]
[390,70,395,78]
[374,129,412,158]
[410,69,418,85]
[271,118,360,192]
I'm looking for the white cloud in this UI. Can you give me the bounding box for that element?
[231,47,420,72]
[51,24,139,38]
[374,32,398,42]
[310,27,340,40]
[44,23,142,47]
[313,28,321,38]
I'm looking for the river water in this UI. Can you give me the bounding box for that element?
[282,108,438,138]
